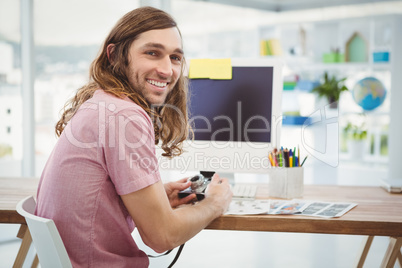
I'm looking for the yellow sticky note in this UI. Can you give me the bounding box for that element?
[189,58,232,80]
[209,59,232,80]
[189,59,211,79]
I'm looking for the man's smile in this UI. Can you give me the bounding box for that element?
[147,79,168,88]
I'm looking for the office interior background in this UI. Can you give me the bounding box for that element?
[1,0,402,267]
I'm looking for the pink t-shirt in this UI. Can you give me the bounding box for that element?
[36,90,161,267]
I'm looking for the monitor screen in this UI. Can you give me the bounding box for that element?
[189,66,273,143]
[157,58,283,176]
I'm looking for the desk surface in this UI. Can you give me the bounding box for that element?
[1,177,402,238]
[207,184,402,237]
[0,177,39,224]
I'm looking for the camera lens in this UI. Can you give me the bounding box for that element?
[190,174,204,190]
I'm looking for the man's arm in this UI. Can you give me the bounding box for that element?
[121,174,232,253]
[163,178,197,208]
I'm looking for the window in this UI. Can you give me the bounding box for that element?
[34,0,140,176]
[0,0,22,176]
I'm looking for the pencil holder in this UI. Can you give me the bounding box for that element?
[268,167,304,199]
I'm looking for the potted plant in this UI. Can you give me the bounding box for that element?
[343,117,367,159]
[311,72,349,109]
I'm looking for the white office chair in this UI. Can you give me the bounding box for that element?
[16,196,72,268]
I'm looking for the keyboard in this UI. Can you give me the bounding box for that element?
[232,184,257,199]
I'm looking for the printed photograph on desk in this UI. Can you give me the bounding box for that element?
[299,201,357,218]
[269,200,310,215]
[225,200,271,215]
[225,199,357,217]
[269,200,287,212]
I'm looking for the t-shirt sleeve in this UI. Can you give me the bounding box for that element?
[101,108,161,196]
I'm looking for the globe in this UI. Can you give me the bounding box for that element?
[352,77,387,111]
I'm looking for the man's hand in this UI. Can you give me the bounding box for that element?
[164,178,196,208]
[204,173,232,215]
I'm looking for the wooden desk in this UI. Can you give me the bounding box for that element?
[0,177,39,268]
[2,178,401,267]
[207,185,402,267]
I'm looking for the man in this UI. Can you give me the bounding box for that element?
[36,6,232,267]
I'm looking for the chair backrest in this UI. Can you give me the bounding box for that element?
[16,196,72,268]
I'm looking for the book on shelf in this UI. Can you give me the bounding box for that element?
[260,38,283,56]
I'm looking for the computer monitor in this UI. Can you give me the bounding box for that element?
[157,58,283,177]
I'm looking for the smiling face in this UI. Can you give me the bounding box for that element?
[125,27,184,106]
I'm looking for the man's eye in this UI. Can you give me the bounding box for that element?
[171,55,182,62]
[146,51,157,56]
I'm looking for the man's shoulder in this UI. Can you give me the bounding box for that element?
[85,89,149,117]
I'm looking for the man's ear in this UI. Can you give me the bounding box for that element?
[106,44,116,65]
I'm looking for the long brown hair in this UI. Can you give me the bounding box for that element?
[56,6,190,157]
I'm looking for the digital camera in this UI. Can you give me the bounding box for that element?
[178,171,215,201]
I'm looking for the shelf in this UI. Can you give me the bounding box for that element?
[339,153,388,167]
[260,15,401,176]
[259,15,396,74]
[282,115,311,125]
[286,61,391,72]
[261,56,391,73]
